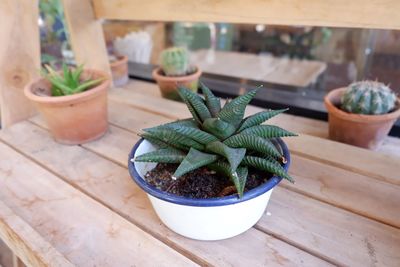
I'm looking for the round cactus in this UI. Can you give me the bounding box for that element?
[160,47,190,76]
[341,81,397,115]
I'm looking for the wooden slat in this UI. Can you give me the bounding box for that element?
[1,238,17,267]
[0,0,38,127]
[108,86,400,185]
[62,0,111,77]
[0,141,197,267]
[21,117,400,266]
[0,121,330,267]
[0,201,73,267]
[259,187,400,267]
[93,0,400,30]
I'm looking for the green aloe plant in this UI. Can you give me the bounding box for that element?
[43,63,104,96]
[134,83,297,197]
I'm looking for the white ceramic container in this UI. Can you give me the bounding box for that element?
[129,139,290,241]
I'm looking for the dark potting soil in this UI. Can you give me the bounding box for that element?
[144,163,272,199]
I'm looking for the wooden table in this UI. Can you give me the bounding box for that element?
[191,50,327,88]
[0,79,399,267]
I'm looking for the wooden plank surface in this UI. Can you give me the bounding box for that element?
[93,0,400,30]
[1,121,330,267]
[62,0,111,77]
[0,0,38,127]
[0,201,73,267]
[25,112,400,266]
[191,50,326,87]
[0,239,13,267]
[0,141,198,267]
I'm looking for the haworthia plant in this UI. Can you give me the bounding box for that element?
[134,84,298,197]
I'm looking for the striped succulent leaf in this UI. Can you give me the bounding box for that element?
[237,109,288,132]
[202,118,236,140]
[165,125,218,144]
[209,161,248,197]
[178,87,211,122]
[135,148,186,163]
[206,141,246,173]
[200,82,221,117]
[242,156,294,183]
[240,125,298,138]
[134,85,297,198]
[143,127,204,151]
[218,88,259,128]
[224,133,282,160]
[173,148,218,178]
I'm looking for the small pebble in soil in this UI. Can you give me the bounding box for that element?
[144,163,272,199]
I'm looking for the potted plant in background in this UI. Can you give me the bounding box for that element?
[152,47,202,101]
[24,64,110,145]
[128,84,296,240]
[324,80,400,149]
[109,54,129,87]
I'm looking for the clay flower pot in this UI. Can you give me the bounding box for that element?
[110,55,129,87]
[152,67,201,101]
[324,88,400,149]
[24,69,111,145]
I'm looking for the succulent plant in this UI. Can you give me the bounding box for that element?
[341,81,397,115]
[160,47,190,76]
[134,83,297,197]
[43,63,104,96]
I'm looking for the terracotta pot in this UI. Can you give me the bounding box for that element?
[152,67,201,101]
[24,69,111,145]
[324,88,400,149]
[110,55,129,87]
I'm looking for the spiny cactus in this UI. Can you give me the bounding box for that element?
[341,81,397,115]
[133,83,297,197]
[43,63,104,96]
[160,47,190,76]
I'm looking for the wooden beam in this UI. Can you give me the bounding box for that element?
[62,0,112,78]
[0,1,39,128]
[93,0,400,30]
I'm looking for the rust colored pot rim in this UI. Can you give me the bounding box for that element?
[324,87,400,123]
[152,66,202,82]
[110,55,128,68]
[24,69,111,105]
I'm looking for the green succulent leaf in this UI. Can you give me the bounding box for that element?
[242,156,294,183]
[73,78,104,93]
[178,87,211,122]
[209,161,248,197]
[237,109,289,132]
[143,128,204,151]
[224,133,282,159]
[218,88,259,128]
[139,133,170,148]
[200,82,221,117]
[206,141,246,173]
[165,125,218,144]
[240,125,298,138]
[173,148,218,178]
[202,118,236,140]
[134,148,186,163]
[144,118,198,133]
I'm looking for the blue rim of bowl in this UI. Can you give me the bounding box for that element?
[128,138,290,207]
